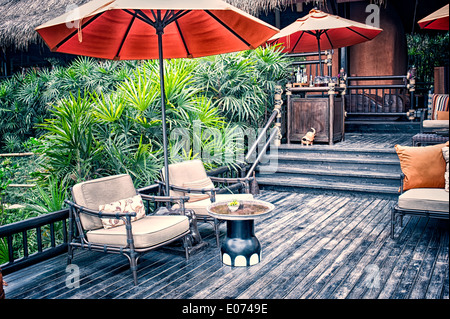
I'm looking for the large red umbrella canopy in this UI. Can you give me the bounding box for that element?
[268,8,382,75]
[418,4,449,30]
[35,0,279,194]
[35,0,279,60]
[268,8,382,53]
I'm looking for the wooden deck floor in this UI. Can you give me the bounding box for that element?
[4,189,449,300]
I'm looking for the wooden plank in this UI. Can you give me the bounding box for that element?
[239,196,370,299]
[282,198,391,299]
[299,198,392,299]
[191,198,348,298]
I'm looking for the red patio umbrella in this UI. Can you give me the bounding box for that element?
[35,0,279,194]
[418,4,449,30]
[268,8,382,76]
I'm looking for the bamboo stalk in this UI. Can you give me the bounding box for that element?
[0,153,34,157]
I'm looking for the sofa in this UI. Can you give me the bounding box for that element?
[391,141,449,238]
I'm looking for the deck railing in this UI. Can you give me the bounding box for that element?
[0,209,69,275]
[345,75,412,118]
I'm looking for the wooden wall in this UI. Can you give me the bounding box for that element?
[347,2,408,82]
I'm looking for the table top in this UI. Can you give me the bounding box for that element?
[207,200,275,221]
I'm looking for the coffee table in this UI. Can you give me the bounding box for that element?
[207,200,274,267]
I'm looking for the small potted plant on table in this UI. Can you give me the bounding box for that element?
[227,200,240,212]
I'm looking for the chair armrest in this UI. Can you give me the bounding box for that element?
[209,176,254,184]
[139,194,190,204]
[399,172,405,194]
[64,199,137,219]
[156,180,220,194]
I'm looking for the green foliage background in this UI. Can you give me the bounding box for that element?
[407,32,449,83]
[0,45,289,201]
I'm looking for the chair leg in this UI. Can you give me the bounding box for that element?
[67,244,74,265]
[214,218,221,248]
[391,207,396,239]
[183,236,190,261]
[130,256,138,286]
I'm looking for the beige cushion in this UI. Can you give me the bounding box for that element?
[86,215,189,249]
[164,160,209,197]
[173,193,254,217]
[71,174,137,230]
[443,146,449,192]
[99,195,146,229]
[182,177,215,202]
[398,188,449,213]
[422,120,449,129]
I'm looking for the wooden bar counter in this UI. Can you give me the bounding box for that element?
[286,85,345,145]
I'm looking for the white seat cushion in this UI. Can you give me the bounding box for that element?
[422,120,449,129]
[398,188,449,213]
[86,215,189,249]
[173,193,254,217]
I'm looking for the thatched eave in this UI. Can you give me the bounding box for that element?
[0,0,90,51]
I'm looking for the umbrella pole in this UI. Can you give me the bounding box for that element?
[316,34,323,77]
[157,29,170,196]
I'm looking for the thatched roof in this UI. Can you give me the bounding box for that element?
[0,0,91,50]
[0,0,384,51]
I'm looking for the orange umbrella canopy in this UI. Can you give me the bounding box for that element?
[268,8,382,53]
[35,0,279,60]
[418,4,449,30]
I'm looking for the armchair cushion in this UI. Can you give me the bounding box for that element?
[182,177,215,202]
[72,174,137,230]
[164,160,209,197]
[395,142,448,191]
[398,188,449,213]
[86,215,189,249]
[443,146,449,192]
[430,94,449,120]
[99,195,146,229]
[437,111,449,120]
[422,119,449,130]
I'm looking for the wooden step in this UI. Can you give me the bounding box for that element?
[254,142,403,195]
[255,175,399,195]
[257,164,401,181]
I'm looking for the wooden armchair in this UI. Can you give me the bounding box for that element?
[159,160,254,247]
[65,174,191,285]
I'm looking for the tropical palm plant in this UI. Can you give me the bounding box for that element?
[38,92,99,183]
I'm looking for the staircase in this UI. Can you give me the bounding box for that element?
[255,143,402,195]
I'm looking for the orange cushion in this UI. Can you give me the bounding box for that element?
[395,142,449,191]
[437,111,449,120]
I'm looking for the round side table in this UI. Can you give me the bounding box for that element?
[207,200,274,267]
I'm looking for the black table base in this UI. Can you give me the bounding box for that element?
[221,220,261,267]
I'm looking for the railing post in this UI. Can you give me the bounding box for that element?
[274,85,283,147]
[285,83,292,144]
[407,67,416,120]
[328,82,336,146]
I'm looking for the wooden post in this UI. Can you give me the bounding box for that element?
[328,82,336,145]
[274,85,283,147]
[285,83,292,144]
